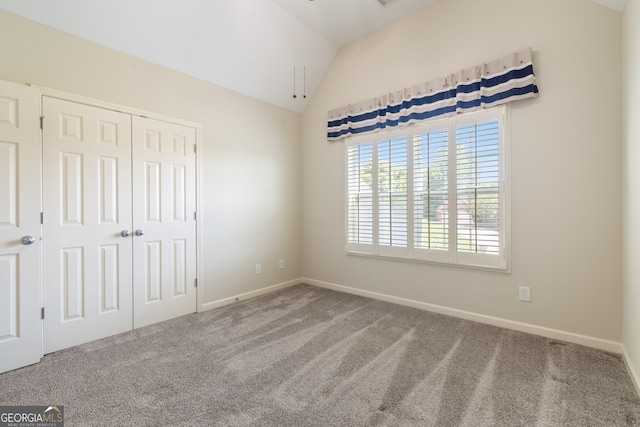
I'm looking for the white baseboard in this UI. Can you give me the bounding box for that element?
[302,277,624,354]
[198,277,623,354]
[623,347,640,397]
[200,278,302,312]
[199,276,639,396]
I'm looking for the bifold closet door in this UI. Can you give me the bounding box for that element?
[132,116,197,328]
[0,81,42,373]
[43,97,133,354]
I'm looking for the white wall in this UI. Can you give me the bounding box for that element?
[623,0,640,391]
[302,0,623,345]
[0,10,303,307]
[0,0,629,353]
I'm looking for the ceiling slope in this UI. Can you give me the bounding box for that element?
[0,0,441,112]
[0,0,624,112]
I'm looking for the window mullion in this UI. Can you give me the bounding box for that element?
[372,143,380,254]
[448,118,458,263]
[500,107,509,265]
[407,132,415,257]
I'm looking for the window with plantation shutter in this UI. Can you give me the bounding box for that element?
[347,143,374,249]
[456,119,500,255]
[345,106,509,270]
[378,136,408,255]
[414,127,449,256]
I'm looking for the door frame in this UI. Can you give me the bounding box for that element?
[37,86,203,314]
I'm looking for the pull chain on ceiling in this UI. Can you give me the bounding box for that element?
[293,0,313,100]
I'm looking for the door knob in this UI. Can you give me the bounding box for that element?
[121,230,131,237]
[134,229,144,236]
[21,235,36,245]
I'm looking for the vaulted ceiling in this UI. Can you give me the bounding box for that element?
[0,0,626,113]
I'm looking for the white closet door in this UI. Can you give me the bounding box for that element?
[132,116,197,328]
[0,81,42,373]
[43,97,133,354]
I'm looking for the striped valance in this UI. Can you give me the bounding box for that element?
[327,48,539,141]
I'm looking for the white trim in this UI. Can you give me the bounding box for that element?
[195,124,204,312]
[502,107,512,273]
[32,85,200,129]
[623,347,640,397]
[303,277,624,354]
[200,279,303,311]
[180,275,634,380]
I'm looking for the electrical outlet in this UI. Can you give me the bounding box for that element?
[279,259,285,270]
[255,264,262,274]
[519,286,531,302]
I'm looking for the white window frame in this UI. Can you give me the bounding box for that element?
[344,106,510,271]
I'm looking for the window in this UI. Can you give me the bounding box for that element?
[346,107,509,270]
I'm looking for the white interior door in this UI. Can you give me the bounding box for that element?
[0,81,42,374]
[43,97,133,354]
[132,116,197,328]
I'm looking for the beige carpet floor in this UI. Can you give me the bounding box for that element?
[1,284,639,426]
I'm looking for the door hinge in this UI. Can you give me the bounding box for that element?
[41,307,45,320]
[194,278,198,288]
[194,144,197,154]
[194,211,197,220]
[40,116,44,130]
[40,212,44,224]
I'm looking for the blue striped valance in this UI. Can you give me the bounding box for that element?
[327,48,539,141]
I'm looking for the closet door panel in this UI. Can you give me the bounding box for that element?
[132,116,196,328]
[43,97,133,354]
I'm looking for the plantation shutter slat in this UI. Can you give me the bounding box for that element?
[456,120,501,255]
[413,128,449,251]
[378,137,408,249]
[347,144,374,248]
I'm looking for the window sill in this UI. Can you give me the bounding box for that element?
[345,250,511,273]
